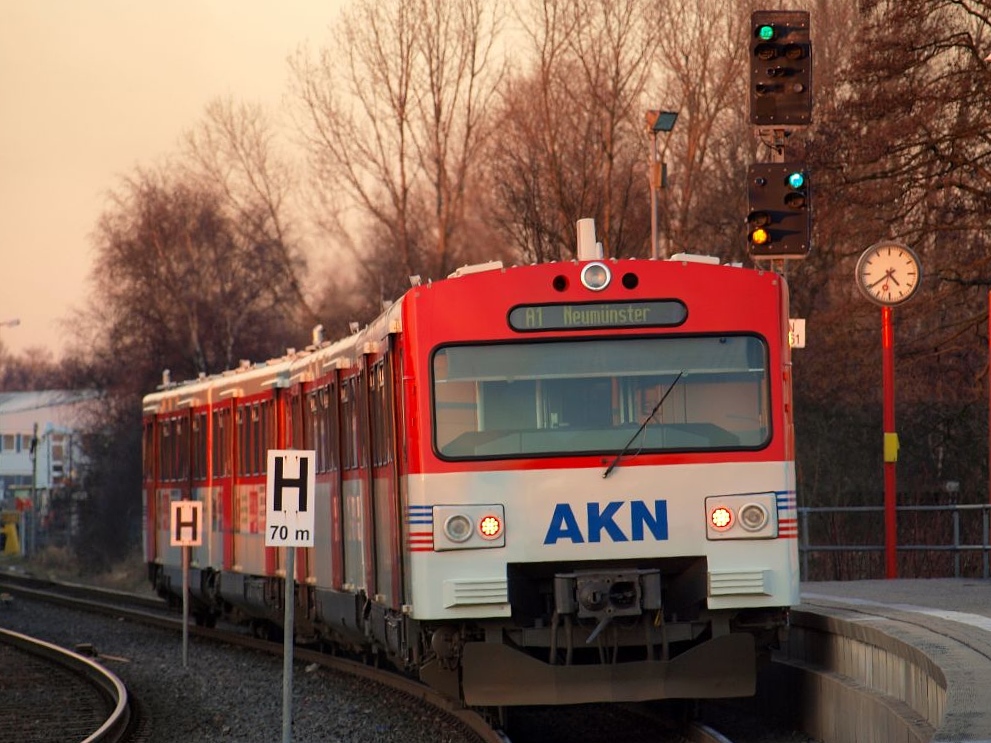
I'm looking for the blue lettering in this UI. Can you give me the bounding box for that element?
[630,500,668,540]
[543,500,669,544]
[543,503,585,544]
[587,501,628,543]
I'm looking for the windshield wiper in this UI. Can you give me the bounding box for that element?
[602,370,684,479]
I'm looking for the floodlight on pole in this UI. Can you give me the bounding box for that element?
[650,111,678,133]
[645,110,679,259]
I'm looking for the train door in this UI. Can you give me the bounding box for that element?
[142,417,157,565]
[340,368,368,594]
[232,397,270,577]
[355,356,379,600]
[156,410,191,570]
[303,377,345,590]
[213,401,235,570]
[189,408,213,569]
[369,349,402,608]
[261,396,280,578]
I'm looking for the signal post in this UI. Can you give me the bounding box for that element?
[746,10,812,263]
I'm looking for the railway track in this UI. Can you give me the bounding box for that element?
[0,625,131,742]
[0,572,502,743]
[0,572,747,743]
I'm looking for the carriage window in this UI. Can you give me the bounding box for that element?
[191,412,208,480]
[213,408,231,477]
[370,361,393,466]
[341,378,359,470]
[306,387,335,473]
[163,416,190,480]
[143,421,155,479]
[236,406,249,476]
[433,336,770,459]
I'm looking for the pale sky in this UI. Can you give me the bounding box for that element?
[0,1,345,358]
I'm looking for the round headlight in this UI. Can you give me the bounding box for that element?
[738,503,769,532]
[443,514,473,542]
[580,262,611,291]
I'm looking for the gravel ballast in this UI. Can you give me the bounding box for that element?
[0,596,476,743]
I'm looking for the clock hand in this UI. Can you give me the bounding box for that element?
[867,269,895,289]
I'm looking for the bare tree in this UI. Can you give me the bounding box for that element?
[86,167,301,392]
[488,0,659,260]
[183,97,317,328]
[290,0,505,299]
[793,0,991,509]
[0,348,67,391]
[648,0,755,260]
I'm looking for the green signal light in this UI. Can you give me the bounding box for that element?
[787,171,805,189]
[757,24,775,41]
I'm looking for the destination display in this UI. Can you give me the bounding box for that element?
[509,301,687,331]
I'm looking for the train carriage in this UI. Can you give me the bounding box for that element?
[143,225,799,707]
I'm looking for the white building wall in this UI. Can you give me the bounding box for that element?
[0,390,96,498]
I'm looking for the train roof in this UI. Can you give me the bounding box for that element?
[142,252,765,412]
[141,297,405,412]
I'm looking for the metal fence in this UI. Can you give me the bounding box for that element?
[798,503,991,581]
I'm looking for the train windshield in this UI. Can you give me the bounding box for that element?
[432,335,771,459]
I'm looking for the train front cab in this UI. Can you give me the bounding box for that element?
[404,259,800,707]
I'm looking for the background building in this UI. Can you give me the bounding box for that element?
[0,390,97,555]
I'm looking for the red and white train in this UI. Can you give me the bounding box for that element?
[142,223,799,707]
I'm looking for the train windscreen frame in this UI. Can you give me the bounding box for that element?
[432,335,771,460]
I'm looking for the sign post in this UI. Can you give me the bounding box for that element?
[265,450,316,743]
[170,499,203,668]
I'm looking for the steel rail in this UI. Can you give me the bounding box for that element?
[0,627,131,742]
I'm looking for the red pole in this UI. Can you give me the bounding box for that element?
[882,306,898,578]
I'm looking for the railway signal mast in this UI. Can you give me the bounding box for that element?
[746,10,812,261]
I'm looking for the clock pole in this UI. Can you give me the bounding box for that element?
[855,241,922,580]
[881,306,898,578]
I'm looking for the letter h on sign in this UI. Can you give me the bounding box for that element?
[170,500,203,546]
[272,454,309,512]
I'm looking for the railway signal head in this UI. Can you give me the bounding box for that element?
[747,162,811,260]
[749,10,812,126]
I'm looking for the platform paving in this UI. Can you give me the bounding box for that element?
[800,579,991,743]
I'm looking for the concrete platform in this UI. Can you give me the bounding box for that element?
[791,579,991,743]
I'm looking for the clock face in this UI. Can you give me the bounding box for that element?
[855,243,922,306]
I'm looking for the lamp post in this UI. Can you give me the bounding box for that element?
[645,110,678,259]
